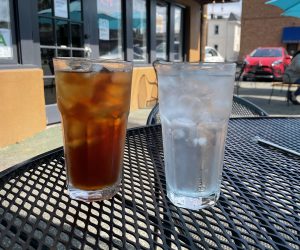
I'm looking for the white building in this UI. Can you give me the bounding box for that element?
[207,13,241,62]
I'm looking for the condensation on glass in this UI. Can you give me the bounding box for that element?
[174,6,183,62]
[98,0,123,59]
[133,0,147,62]
[0,0,13,59]
[156,2,168,60]
[38,0,84,105]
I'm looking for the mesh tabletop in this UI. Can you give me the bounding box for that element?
[0,118,300,250]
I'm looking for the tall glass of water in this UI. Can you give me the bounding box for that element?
[154,62,236,210]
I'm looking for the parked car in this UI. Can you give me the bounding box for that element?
[204,46,225,63]
[242,47,291,81]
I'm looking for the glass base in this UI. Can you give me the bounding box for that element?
[68,182,120,202]
[167,190,220,210]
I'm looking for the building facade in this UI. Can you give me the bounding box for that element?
[240,0,300,61]
[207,13,241,62]
[0,0,237,147]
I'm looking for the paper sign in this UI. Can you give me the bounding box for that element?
[0,28,13,58]
[99,18,110,40]
[54,0,68,18]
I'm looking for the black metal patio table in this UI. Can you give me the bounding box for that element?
[0,118,300,249]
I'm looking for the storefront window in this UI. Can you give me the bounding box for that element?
[56,20,69,46]
[38,0,84,105]
[156,3,167,60]
[174,7,183,62]
[133,0,147,62]
[70,0,82,22]
[0,0,13,59]
[38,0,52,16]
[98,0,123,59]
[39,18,54,45]
[71,23,83,48]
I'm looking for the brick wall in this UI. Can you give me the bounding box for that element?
[239,0,300,60]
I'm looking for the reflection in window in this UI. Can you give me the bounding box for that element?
[57,49,70,57]
[133,0,147,62]
[72,50,84,57]
[98,0,123,59]
[0,0,13,58]
[38,0,52,16]
[44,78,57,105]
[156,3,167,60]
[70,0,82,21]
[174,7,183,62]
[41,48,55,75]
[71,24,83,47]
[39,17,54,45]
[56,20,69,46]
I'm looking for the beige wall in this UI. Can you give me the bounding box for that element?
[0,69,47,147]
[240,0,300,60]
[130,67,158,111]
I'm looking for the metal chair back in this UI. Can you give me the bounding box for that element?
[231,95,269,117]
[146,95,268,125]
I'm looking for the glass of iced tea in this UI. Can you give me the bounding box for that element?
[53,58,133,202]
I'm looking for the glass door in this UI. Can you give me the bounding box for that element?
[38,0,85,123]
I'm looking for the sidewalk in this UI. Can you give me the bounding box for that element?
[1,81,299,172]
[0,108,152,172]
[237,81,300,116]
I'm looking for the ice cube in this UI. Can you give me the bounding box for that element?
[68,60,92,71]
[67,119,86,139]
[173,129,185,139]
[211,100,231,121]
[56,71,94,103]
[91,64,104,72]
[111,72,132,85]
[172,117,196,128]
[177,95,205,120]
[158,76,178,93]
[62,117,86,147]
[192,137,207,146]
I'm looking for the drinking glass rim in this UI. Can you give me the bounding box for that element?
[53,57,132,65]
[153,60,236,75]
[153,59,236,66]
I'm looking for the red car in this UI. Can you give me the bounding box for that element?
[242,47,291,81]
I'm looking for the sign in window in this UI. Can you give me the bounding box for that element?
[133,0,147,62]
[156,3,168,60]
[98,0,123,59]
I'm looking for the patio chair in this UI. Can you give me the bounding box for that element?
[146,95,268,125]
[146,102,160,125]
[269,74,300,105]
[269,52,300,105]
[231,95,269,117]
[235,62,246,96]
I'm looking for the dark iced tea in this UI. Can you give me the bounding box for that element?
[54,59,132,201]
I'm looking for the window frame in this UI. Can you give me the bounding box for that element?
[171,4,185,62]
[0,0,19,65]
[155,1,169,61]
[38,0,85,58]
[97,0,124,60]
[121,0,187,64]
[1,0,188,68]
